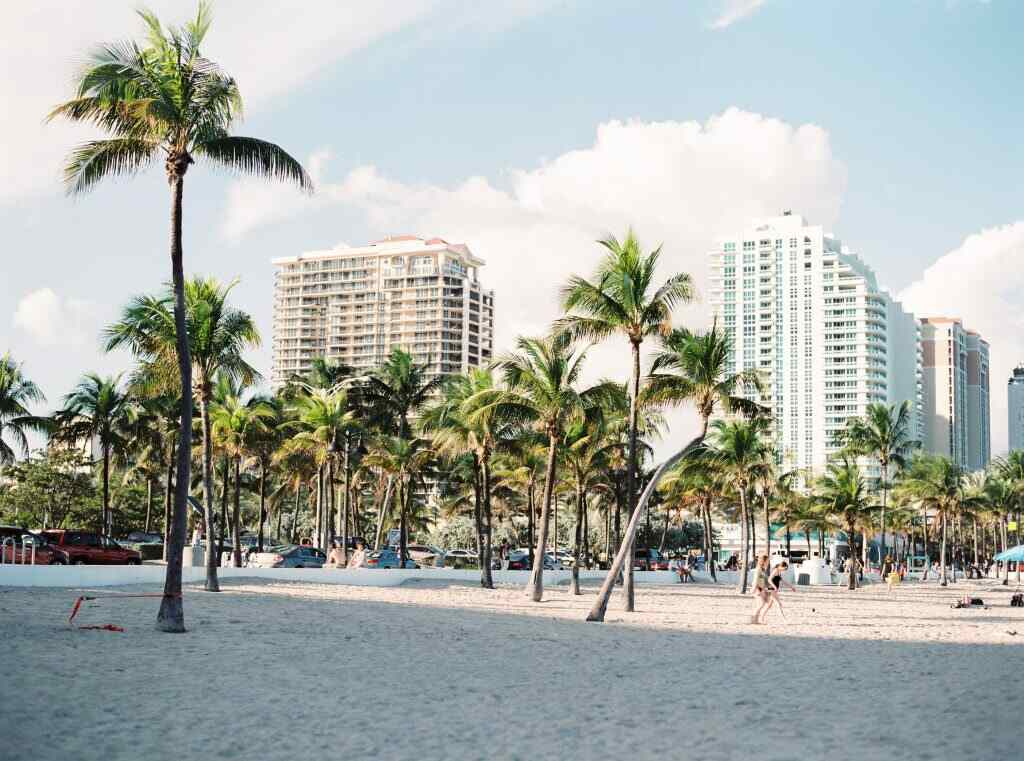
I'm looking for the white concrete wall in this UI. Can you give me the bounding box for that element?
[0,565,688,589]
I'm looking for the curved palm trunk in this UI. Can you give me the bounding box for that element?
[291,482,302,542]
[144,477,154,534]
[526,434,559,602]
[157,174,192,633]
[588,434,704,622]
[526,476,535,551]
[198,393,219,592]
[231,457,242,567]
[481,453,494,589]
[374,475,393,551]
[623,340,641,612]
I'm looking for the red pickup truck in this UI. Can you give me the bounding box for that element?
[40,530,142,565]
[0,525,68,564]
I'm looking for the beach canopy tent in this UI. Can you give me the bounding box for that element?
[994,545,1024,562]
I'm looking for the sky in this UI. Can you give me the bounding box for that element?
[2,0,1023,456]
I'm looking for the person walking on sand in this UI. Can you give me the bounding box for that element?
[762,561,795,622]
[751,555,772,624]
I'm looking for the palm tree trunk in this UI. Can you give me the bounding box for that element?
[144,477,154,534]
[374,475,392,551]
[342,440,351,564]
[939,512,949,586]
[879,461,888,563]
[848,520,858,590]
[527,476,536,552]
[571,482,583,595]
[582,493,591,570]
[921,507,930,578]
[218,455,229,564]
[198,393,220,592]
[704,501,718,582]
[257,461,267,553]
[162,438,175,562]
[471,461,484,561]
[398,477,409,568]
[622,340,642,613]
[481,453,494,589]
[291,483,302,542]
[157,172,192,633]
[526,433,559,602]
[588,434,704,622]
[102,443,110,536]
[762,491,770,560]
[658,507,670,554]
[749,503,756,562]
[739,488,750,594]
[232,457,242,568]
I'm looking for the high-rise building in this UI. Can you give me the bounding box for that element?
[1009,366,1024,453]
[919,317,990,470]
[708,212,923,476]
[271,236,494,386]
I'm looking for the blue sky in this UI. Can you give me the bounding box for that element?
[2,0,1022,451]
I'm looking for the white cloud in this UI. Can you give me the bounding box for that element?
[708,0,767,30]
[13,288,102,348]
[0,1,558,204]
[899,222,1024,456]
[224,107,846,449]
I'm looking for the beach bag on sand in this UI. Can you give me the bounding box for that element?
[1011,593,1023,608]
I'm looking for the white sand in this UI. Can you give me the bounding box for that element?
[2,576,1022,760]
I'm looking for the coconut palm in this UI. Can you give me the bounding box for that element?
[53,373,132,535]
[0,353,50,464]
[556,230,694,612]
[364,436,434,567]
[837,400,915,563]
[814,456,875,590]
[474,335,617,601]
[50,2,310,631]
[245,394,286,552]
[707,417,769,593]
[363,348,446,440]
[106,277,260,592]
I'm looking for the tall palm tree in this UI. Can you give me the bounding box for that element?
[838,401,915,563]
[814,456,875,590]
[50,2,310,632]
[584,321,762,621]
[364,436,434,567]
[421,368,512,588]
[53,373,131,535]
[0,353,50,464]
[364,348,446,440]
[556,230,694,612]
[245,394,286,552]
[107,277,260,591]
[895,455,969,586]
[707,418,769,593]
[475,335,616,602]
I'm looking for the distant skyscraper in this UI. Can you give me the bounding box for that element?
[919,317,990,470]
[271,236,494,386]
[1008,366,1024,453]
[708,212,923,476]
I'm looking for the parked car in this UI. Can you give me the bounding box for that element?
[248,545,326,568]
[0,526,68,565]
[123,531,163,544]
[444,548,480,568]
[494,548,558,571]
[365,549,417,569]
[40,530,142,565]
[406,543,445,567]
[632,548,667,571]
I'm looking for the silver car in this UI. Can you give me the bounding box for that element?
[248,544,326,568]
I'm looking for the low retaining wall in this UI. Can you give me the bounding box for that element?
[0,564,688,589]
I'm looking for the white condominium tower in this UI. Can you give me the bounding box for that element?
[1008,366,1024,453]
[919,317,990,470]
[708,212,923,476]
[271,236,494,386]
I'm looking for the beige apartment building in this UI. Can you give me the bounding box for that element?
[271,236,494,386]
[919,317,990,470]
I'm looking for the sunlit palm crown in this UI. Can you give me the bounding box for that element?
[47,2,311,194]
[0,353,50,463]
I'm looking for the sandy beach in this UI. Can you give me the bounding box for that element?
[3,576,1022,761]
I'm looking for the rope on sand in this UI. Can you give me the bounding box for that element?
[67,592,182,632]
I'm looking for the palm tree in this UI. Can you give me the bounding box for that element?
[838,401,915,564]
[421,368,512,588]
[0,353,50,464]
[50,2,310,632]
[475,335,616,601]
[895,455,968,586]
[53,373,131,535]
[578,320,765,616]
[707,418,769,593]
[996,450,1024,582]
[556,230,694,612]
[814,456,875,590]
[364,436,434,567]
[245,394,286,552]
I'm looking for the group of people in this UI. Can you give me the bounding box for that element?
[326,539,367,569]
[751,555,795,624]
